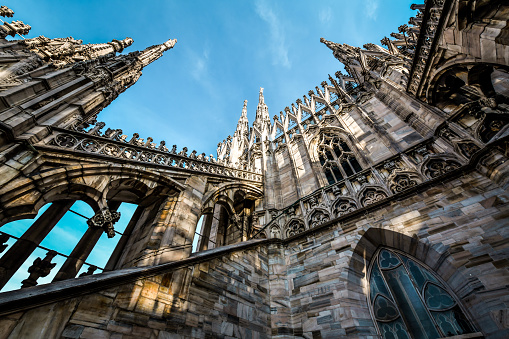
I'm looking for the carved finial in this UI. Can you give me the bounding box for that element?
[109,37,134,53]
[162,38,177,51]
[259,87,264,104]
[241,99,248,117]
[87,209,121,238]
[138,38,177,67]
[21,251,57,288]
[79,265,98,277]
[0,6,14,17]
[410,4,425,11]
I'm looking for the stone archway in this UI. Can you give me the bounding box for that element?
[343,227,498,337]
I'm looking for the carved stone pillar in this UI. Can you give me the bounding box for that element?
[53,203,121,281]
[0,200,73,290]
[104,205,144,271]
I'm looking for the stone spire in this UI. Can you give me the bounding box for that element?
[137,38,177,67]
[320,37,365,83]
[235,99,249,137]
[254,87,270,132]
[320,38,360,67]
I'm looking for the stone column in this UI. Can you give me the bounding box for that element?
[0,200,74,290]
[53,202,121,281]
[104,205,144,271]
[208,204,229,248]
[196,212,213,251]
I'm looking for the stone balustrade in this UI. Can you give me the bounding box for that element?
[251,138,468,240]
[38,119,263,182]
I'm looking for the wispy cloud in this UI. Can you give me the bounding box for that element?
[191,48,210,81]
[365,0,380,20]
[255,0,291,68]
[319,7,332,25]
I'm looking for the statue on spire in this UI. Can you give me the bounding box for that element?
[138,38,177,67]
[254,87,271,133]
[242,99,248,117]
[259,87,265,104]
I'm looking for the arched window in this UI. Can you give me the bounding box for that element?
[317,133,362,185]
[369,248,476,339]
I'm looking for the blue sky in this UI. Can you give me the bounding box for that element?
[1,0,416,291]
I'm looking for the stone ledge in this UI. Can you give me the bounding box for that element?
[0,238,276,317]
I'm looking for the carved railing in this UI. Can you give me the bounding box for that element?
[250,138,468,240]
[0,229,101,291]
[406,0,448,96]
[37,120,263,183]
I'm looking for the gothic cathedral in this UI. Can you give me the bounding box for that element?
[0,1,508,338]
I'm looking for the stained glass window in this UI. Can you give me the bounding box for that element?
[368,248,475,339]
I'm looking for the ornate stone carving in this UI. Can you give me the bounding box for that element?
[20,36,133,68]
[309,210,330,228]
[389,173,419,193]
[270,226,281,239]
[286,220,305,237]
[423,158,461,178]
[333,200,357,217]
[0,6,14,17]
[87,209,121,238]
[308,196,319,208]
[360,188,388,206]
[457,141,480,159]
[79,265,98,277]
[21,251,57,288]
[478,113,509,143]
[46,126,263,182]
[0,20,31,38]
[286,206,296,217]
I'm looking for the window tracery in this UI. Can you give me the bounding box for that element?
[317,133,362,185]
[369,248,475,339]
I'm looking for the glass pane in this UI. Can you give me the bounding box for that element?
[379,249,401,269]
[350,157,363,172]
[401,256,428,292]
[324,168,335,185]
[424,283,456,311]
[378,318,410,339]
[383,265,441,339]
[340,141,351,152]
[370,262,391,301]
[332,166,343,182]
[319,154,326,166]
[333,145,343,158]
[374,295,399,321]
[325,149,334,160]
[341,161,354,176]
[432,306,474,336]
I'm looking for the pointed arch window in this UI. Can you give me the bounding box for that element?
[317,133,362,185]
[369,248,476,339]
